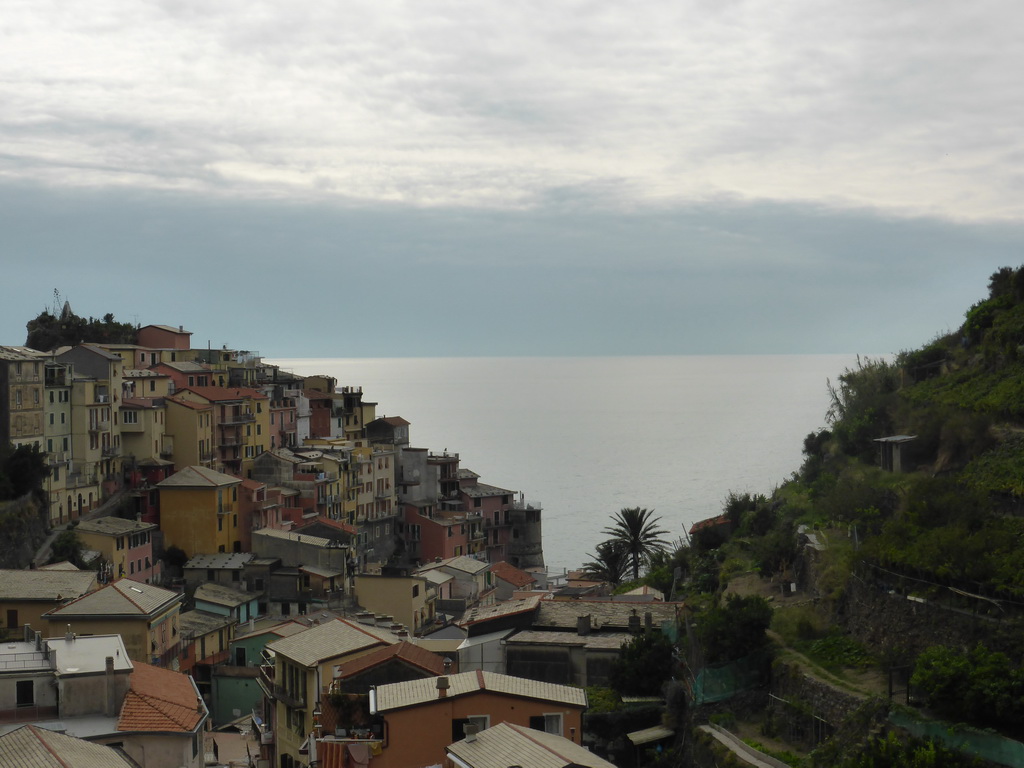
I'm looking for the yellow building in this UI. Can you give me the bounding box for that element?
[157,465,244,557]
[353,573,436,636]
[42,579,183,666]
[75,515,160,584]
[57,344,127,517]
[172,386,269,477]
[164,396,215,469]
[261,618,401,766]
[0,569,98,636]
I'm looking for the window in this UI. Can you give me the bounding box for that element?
[49,413,54,425]
[452,716,489,742]
[60,412,65,424]
[474,498,482,508]
[123,411,138,424]
[529,713,563,735]
[412,584,419,598]
[16,680,33,708]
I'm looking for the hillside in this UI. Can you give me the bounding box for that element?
[667,267,1024,768]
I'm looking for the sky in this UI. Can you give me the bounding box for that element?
[3,0,1023,358]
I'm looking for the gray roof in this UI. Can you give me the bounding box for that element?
[534,600,681,631]
[45,579,180,619]
[194,583,253,607]
[447,722,616,768]
[374,670,587,712]
[0,570,97,602]
[267,618,400,667]
[179,610,234,637]
[0,725,140,768]
[158,466,242,489]
[184,552,254,570]
[461,482,514,498]
[253,528,332,547]
[299,565,345,579]
[75,517,156,537]
[503,629,631,651]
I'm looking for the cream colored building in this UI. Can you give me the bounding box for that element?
[262,618,401,766]
[353,573,436,636]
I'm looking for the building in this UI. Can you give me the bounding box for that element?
[0,568,98,637]
[172,386,270,476]
[74,516,160,584]
[259,618,402,767]
[42,579,183,667]
[157,466,244,557]
[0,724,141,768]
[352,572,436,636]
[445,721,617,768]
[0,346,45,451]
[0,628,208,768]
[368,670,588,768]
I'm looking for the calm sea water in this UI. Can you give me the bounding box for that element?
[269,355,859,573]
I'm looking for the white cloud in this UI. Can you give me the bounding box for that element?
[2,0,1022,218]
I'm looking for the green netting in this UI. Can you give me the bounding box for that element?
[888,709,1024,768]
[660,620,680,644]
[690,651,769,704]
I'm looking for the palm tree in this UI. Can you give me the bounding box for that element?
[581,540,631,586]
[602,507,669,581]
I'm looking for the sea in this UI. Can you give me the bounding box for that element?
[268,355,862,574]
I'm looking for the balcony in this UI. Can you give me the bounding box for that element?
[219,436,241,447]
[272,684,306,710]
[102,444,120,457]
[222,412,255,425]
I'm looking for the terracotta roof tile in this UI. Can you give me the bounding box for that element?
[334,641,446,680]
[491,561,537,588]
[117,661,205,733]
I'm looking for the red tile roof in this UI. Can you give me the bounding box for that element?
[176,385,268,401]
[117,661,205,733]
[491,561,537,589]
[688,514,731,535]
[295,517,358,536]
[334,640,446,680]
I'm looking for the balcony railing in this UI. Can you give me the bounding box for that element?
[222,412,256,425]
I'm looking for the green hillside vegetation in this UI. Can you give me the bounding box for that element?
[620,268,1024,766]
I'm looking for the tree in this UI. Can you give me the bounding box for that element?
[0,444,49,502]
[50,530,84,568]
[602,507,668,581]
[696,594,773,665]
[581,540,631,586]
[609,631,676,696]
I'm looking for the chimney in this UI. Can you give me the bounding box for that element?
[644,611,653,631]
[436,676,449,698]
[443,657,453,674]
[628,609,641,634]
[576,614,591,636]
[464,723,478,742]
[105,656,117,717]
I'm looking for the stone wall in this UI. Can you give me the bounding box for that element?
[770,661,866,729]
[839,572,1014,657]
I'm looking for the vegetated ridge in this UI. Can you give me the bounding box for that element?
[626,267,1024,767]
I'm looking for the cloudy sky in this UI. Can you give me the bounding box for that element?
[3,0,1022,357]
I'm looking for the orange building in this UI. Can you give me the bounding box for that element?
[368,671,588,768]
